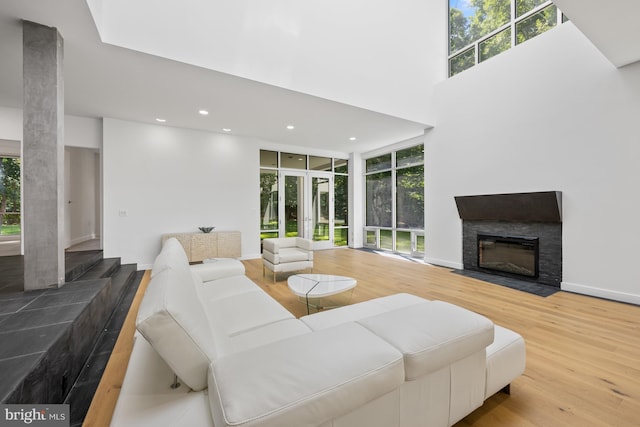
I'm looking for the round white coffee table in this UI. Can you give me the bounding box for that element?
[287,274,357,314]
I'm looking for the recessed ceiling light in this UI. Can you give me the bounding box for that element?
[199,110,209,116]
[349,137,357,141]
[155,118,166,123]
[286,125,295,130]
[222,128,231,132]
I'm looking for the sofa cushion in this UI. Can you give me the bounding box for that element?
[208,322,404,427]
[190,259,245,282]
[279,247,311,263]
[202,289,295,338]
[357,301,494,380]
[301,293,426,331]
[197,274,264,303]
[217,318,311,357]
[136,243,217,391]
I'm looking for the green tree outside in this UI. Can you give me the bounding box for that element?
[0,157,21,236]
[449,0,560,76]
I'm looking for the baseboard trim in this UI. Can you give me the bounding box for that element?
[561,281,640,305]
[69,234,96,247]
[425,257,463,270]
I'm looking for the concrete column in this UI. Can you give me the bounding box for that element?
[22,21,65,290]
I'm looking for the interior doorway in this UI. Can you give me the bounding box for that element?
[64,147,101,252]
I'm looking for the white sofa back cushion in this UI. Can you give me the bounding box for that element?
[137,239,217,391]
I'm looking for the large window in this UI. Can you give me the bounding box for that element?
[260,150,349,247]
[365,144,424,257]
[449,0,566,77]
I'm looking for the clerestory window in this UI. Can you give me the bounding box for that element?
[449,0,568,77]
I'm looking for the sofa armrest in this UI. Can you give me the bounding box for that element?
[208,322,404,427]
[295,237,313,251]
[190,259,245,283]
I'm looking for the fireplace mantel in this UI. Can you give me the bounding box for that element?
[454,191,562,223]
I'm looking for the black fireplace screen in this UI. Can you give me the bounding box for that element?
[477,234,539,278]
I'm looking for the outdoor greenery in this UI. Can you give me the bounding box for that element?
[259,170,278,231]
[366,171,392,227]
[259,154,350,246]
[366,145,424,231]
[449,0,560,76]
[396,145,424,229]
[0,157,21,236]
[334,174,348,227]
[365,144,424,256]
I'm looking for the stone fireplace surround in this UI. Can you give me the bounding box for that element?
[455,191,562,287]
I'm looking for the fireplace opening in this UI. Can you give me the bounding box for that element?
[478,234,539,279]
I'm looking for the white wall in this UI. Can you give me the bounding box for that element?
[0,107,22,141]
[65,115,102,149]
[103,118,265,268]
[425,23,640,304]
[0,108,102,150]
[102,118,356,268]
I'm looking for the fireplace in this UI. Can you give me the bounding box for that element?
[455,191,562,287]
[477,234,539,279]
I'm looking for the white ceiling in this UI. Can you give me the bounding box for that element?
[86,0,443,126]
[553,0,640,68]
[0,0,429,154]
[1,0,638,155]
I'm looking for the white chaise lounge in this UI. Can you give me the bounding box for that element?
[110,238,525,427]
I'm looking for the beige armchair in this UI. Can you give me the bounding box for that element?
[262,237,314,282]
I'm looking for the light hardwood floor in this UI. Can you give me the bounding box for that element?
[85,249,640,427]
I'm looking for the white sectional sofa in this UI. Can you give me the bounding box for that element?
[110,238,525,427]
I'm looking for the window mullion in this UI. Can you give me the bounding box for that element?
[474,41,479,66]
[391,151,397,251]
[510,0,516,48]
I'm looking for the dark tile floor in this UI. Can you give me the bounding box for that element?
[0,255,25,294]
[452,269,560,297]
[0,252,141,426]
